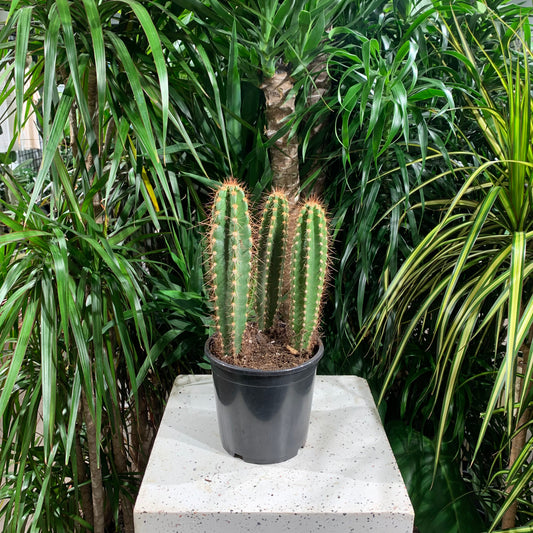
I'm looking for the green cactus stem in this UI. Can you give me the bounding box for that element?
[208,182,253,358]
[289,200,328,353]
[255,191,290,330]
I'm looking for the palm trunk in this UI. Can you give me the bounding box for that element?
[304,54,331,197]
[262,68,300,205]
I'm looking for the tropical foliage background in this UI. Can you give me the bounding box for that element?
[0,0,532,531]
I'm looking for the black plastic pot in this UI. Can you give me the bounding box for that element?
[205,338,324,464]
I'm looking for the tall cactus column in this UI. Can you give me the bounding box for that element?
[255,191,290,331]
[289,200,328,353]
[208,182,253,359]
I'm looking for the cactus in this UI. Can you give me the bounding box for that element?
[254,191,290,330]
[207,181,329,360]
[289,200,328,353]
[208,182,253,358]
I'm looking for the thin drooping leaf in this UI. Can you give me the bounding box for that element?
[40,268,58,461]
[363,6,533,529]
[226,20,242,154]
[14,7,32,132]
[0,298,38,419]
[118,0,169,154]
[27,91,73,218]
[434,187,501,357]
[42,7,60,140]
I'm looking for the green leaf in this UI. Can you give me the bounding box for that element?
[226,21,242,154]
[387,421,485,533]
[366,76,385,140]
[106,32,153,156]
[272,0,295,30]
[0,298,38,419]
[489,438,533,532]
[14,7,32,133]
[56,0,95,148]
[67,287,94,420]
[0,230,49,246]
[196,42,232,174]
[435,187,501,349]
[504,231,526,420]
[40,268,57,461]
[27,90,73,218]
[42,6,60,140]
[118,0,169,153]
[303,10,324,54]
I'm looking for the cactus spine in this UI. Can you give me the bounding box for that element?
[289,200,328,353]
[209,182,253,358]
[255,191,290,330]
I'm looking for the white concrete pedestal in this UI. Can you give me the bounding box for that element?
[134,375,414,533]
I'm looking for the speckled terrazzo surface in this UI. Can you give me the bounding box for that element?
[134,375,414,533]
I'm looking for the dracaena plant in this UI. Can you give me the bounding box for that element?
[188,0,352,201]
[362,5,533,530]
[207,181,328,360]
[0,1,215,531]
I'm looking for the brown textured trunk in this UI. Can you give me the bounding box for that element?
[82,389,106,533]
[86,66,98,173]
[262,69,300,205]
[131,398,140,471]
[501,330,533,529]
[110,401,135,533]
[131,386,149,472]
[137,387,154,473]
[75,407,94,530]
[87,66,98,138]
[304,54,331,198]
[69,105,79,161]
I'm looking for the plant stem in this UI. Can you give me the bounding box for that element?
[82,389,106,533]
[132,386,153,473]
[88,66,98,138]
[75,407,94,529]
[60,66,79,161]
[69,104,79,160]
[103,117,116,159]
[501,330,533,529]
[110,400,135,533]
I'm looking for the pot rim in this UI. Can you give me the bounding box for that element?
[205,337,324,377]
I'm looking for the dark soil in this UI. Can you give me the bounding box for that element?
[210,322,318,370]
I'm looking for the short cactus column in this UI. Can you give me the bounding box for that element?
[208,182,253,358]
[289,200,328,353]
[254,191,290,331]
